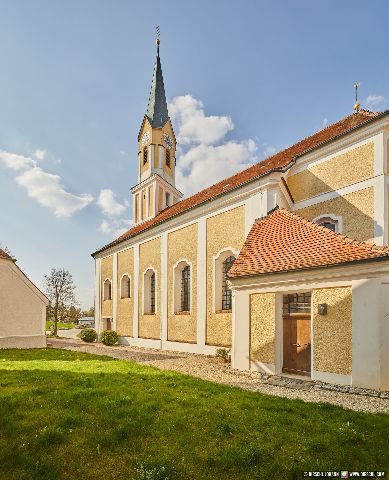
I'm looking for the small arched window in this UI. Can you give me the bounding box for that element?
[103,279,112,301]
[222,256,235,310]
[143,269,156,314]
[313,214,342,233]
[143,147,148,165]
[120,274,131,299]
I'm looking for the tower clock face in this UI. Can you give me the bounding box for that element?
[163,133,173,150]
[141,131,150,146]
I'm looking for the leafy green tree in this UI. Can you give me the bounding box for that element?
[44,268,77,335]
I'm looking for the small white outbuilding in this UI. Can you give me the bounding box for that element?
[0,248,48,348]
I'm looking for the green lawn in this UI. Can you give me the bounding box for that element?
[0,349,387,480]
[45,321,76,331]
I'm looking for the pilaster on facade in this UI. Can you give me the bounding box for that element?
[196,217,207,348]
[95,258,101,334]
[133,244,140,338]
[112,253,118,331]
[161,232,168,342]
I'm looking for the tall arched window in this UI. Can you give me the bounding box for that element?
[150,272,155,314]
[120,274,131,299]
[143,269,156,314]
[173,260,191,313]
[213,250,237,312]
[103,279,112,301]
[222,256,235,310]
[181,265,190,312]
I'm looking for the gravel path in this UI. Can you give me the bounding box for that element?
[49,338,389,415]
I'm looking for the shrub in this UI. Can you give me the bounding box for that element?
[100,330,118,346]
[215,348,230,363]
[79,328,97,343]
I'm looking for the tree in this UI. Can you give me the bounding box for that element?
[67,305,82,323]
[44,268,77,335]
[82,306,95,318]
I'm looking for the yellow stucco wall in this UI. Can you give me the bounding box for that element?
[158,186,163,212]
[138,237,161,339]
[250,293,276,364]
[141,189,146,221]
[312,287,352,375]
[295,187,374,243]
[167,223,198,343]
[387,139,389,176]
[116,248,134,337]
[101,255,113,317]
[287,142,374,202]
[206,206,245,347]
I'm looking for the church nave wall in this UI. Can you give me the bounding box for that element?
[138,237,161,339]
[116,248,134,337]
[167,223,198,343]
[101,255,113,318]
[206,206,246,347]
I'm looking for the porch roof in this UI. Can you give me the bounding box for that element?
[228,208,389,278]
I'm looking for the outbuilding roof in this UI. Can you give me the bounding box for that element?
[93,109,387,256]
[228,208,389,278]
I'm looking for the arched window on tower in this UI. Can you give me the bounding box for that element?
[166,149,170,168]
[120,274,131,299]
[143,147,148,165]
[103,279,112,301]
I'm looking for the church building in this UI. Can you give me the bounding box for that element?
[92,41,389,391]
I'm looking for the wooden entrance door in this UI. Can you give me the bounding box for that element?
[283,315,311,375]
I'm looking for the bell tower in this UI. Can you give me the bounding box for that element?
[131,38,183,226]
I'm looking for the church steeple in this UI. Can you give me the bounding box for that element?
[146,43,169,128]
[131,38,183,226]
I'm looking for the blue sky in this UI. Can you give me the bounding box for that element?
[1,0,388,308]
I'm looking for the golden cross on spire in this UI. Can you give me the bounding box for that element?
[156,25,160,47]
[354,82,361,112]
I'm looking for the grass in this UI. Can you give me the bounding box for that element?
[0,349,387,480]
[45,321,76,330]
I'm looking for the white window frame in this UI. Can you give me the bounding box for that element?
[312,213,343,233]
[120,273,131,299]
[143,267,157,315]
[212,247,239,313]
[103,278,112,301]
[172,259,193,314]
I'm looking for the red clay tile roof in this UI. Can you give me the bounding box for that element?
[228,208,389,278]
[93,109,387,256]
[0,248,13,260]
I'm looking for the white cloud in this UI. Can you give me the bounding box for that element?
[169,95,234,146]
[263,145,277,157]
[99,218,133,237]
[0,148,93,217]
[365,95,389,111]
[34,149,46,160]
[97,189,129,217]
[15,167,93,217]
[322,118,328,128]
[0,150,36,171]
[169,94,258,196]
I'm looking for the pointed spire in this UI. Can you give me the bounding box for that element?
[146,38,169,128]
